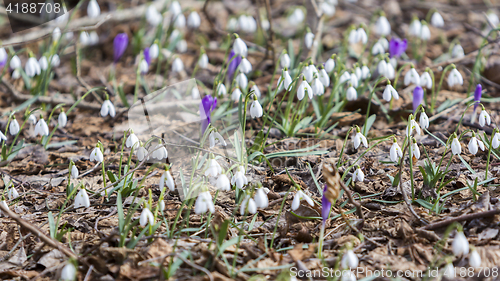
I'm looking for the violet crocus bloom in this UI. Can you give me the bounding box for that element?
[144,47,151,65]
[227,50,242,81]
[389,38,408,58]
[474,84,482,111]
[413,86,424,113]
[321,185,331,226]
[113,33,128,63]
[200,94,217,133]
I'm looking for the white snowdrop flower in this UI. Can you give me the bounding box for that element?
[261,19,270,30]
[346,86,357,101]
[390,139,403,162]
[217,83,227,96]
[348,29,358,44]
[238,15,250,32]
[408,18,421,37]
[159,200,165,212]
[452,44,464,59]
[160,170,175,191]
[297,78,313,100]
[170,29,180,42]
[357,28,368,44]
[420,72,433,89]
[90,147,103,162]
[452,231,470,256]
[233,37,248,57]
[304,31,315,49]
[174,14,186,28]
[137,146,148,161]
[302,65,314,82]
[198,53,208,69]
[0,200,9,217]
[361,65,370,79]
[139,59,149,74]
[176,40,187,53]
[352,167,364,182]
[420,22,431,40]
[372,41,385,55]
[280,53,291,69]
[341,270,356,281]
[339,71,351,84]
[375,15,391,36]
[231,87,242,101]
[341,249,359,269]
[71,165,79,179]
[51,54,60,67]
[205,159,222,177]
[9,119,19,135]
[311,78,324,96]
[251,84,261,98]
[216,174,231,191]
[209,131,227,148]
[325,56,335,72]
[187,11,201,29]
[100,100,116,118]
[420,111,429,129]
[352,130,368,149]
[245,16,257,33]
[149,43,159,60]
[58,112,67,128]
[406,117,421,137]
[469,249,482,267]
[354,66,362,81]
[240,195,257,215]
[0,48,7,64]
[79,32,91,46]
[25,57,41,77]
[278,69,293,91]
[39,56,48,71]
[377,60,388,77]
[382,84,399,102]
[74,189,90,208]
[291,190,314,211]
[288,8,305,25]
[412,140,420,160]
[442,263,455,279]
[447,67,463,88]
[139,207,154,227]
[195,191,215,214]
[386,62,395,79]
[0,131,6,141]
[87,0,100,18]
[171,57,184,73]
[451,135,461,155]
[10,55,21,70]
[227,17,238,31]
[254,187,268,208]
[250,100,263,118]
[431,11,444,27]
[493,131,500,149]
[52,27,61,42]
[60,263,76,281]
[311,64,320,81]
[318,68,330,87]
[8,187,19,200]
[487,11,499,27]
[126,133,140,149]
[191,86,200,99]
[151,144,168,160]
[89,31,99,45]
[404,67,420,86]
[231,168,248,189]
[379,37,389,50]
[34,118,49,137]
[468,134,485,155]
[145,5,162,26]
[28,114,37,125]
[350,72,359,88]
[236,73,248,89]
[478,109,491,127]
[240,57,252,74]
[170,1,182,16]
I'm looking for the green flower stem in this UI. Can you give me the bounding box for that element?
[485,131,495,181]
[336,127,354,169]
[393,62,412,89]
[431,64,454,114]
[118,130,129,178]
[363,76,388,135]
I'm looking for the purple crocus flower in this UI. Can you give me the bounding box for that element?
[200,94,217,133]
[144,47,151,65]
[389,38,408,58]
[227,50,241,81]
[321,184,331,226]
[413,86,424,113]
[113,33,128,63]
[474,84,482,111]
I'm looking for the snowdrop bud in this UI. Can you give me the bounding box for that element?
[346,85,357,101]
[174,14,186,28]
[216,174,231,191]
[311,77,324,96]
[34,118,49,137]
[39,56,48,71]
[304,31,315,49]
[198,53,208,69]
[74,189,90,208]
[408,17,421,37]
[195,191,215,214]
[60,263,76,281]
[411,139,420,159]
[159,200,165,212]
[431,11,444,28]
[352,166,364,182]
[10,55,21,69]
[0,200,9,217]
[452,44,464,59]
[280,52,290,69]
[227,18,238,31]
[240,57,252,74]
[126,133,139,149]
[171,57,184,73]
[90,147,104,163]
[341,249,359,269]
[139,207,154,227]
[176,40,187,53]
[191,86,200,99]
[163,170,175,191]
[450,134,461,155]
[0,131,7,141]
[469,249,481,267]
[51,54,60,67]
[447,66,463,88]
[404,66,420,86]
[382,84,399,102]
[297,77,313,100]
[71,164,79,179]
[375,14,391,36]
[372,41,385,55]
[321,2,336,16]
[145,5,162,26]
[231,87,242,101]
[28,114,37,125]
[318,66,330,87]
[493,130,500,149]
[79,32,90,46]
[487,10,499,27]
[325,55,335,72]
[58,112,67,128]
[233,36,248,57]
[350,72,359,88]
[291,190,314,211]
[278,69,293,91]
[348,28,358,44]
[420,21,431,40]
[52,27,61,42]
[149,43,159,60]
[250,99,263,118]
[139,59,149,74]
[25,57,41,77]
[288,8,305,25]
[101,100,116,118]
[419,111,429,129]
[254,187,268,208]
[236,73,248,89]
[390,138,403,162]
[420,71,432,89]
[87,0,100,18]
[89,32,99,45]
[251,84,261,98]
[8,187,19,200]
[339,71,350,84]
[361,65,370,79]
[478,107,491,127]
[452,231,469,256]
[9,118,19,135]
[187,11,201,29]
[137,146,147,161]
[170,1,182,16]
[357,28,368,44]
[240,195,257,215]
[261,19,270,30]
